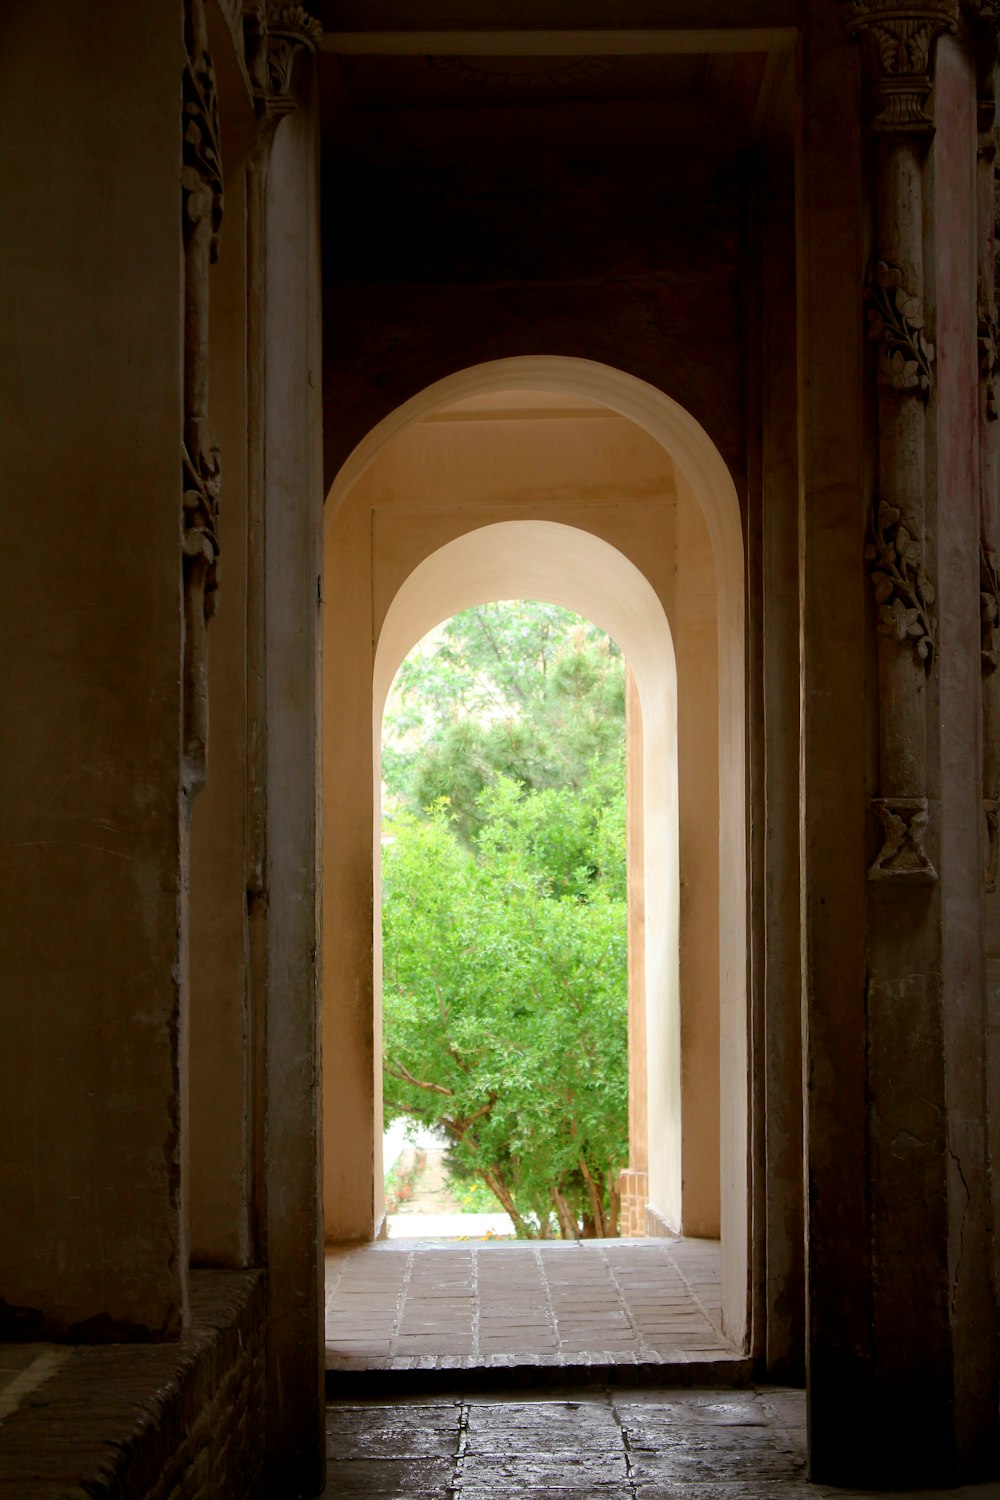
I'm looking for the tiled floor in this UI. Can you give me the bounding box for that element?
[326,1238,744,1383]
[322,1386,1000,1498]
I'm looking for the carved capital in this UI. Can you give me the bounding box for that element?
[865,499,937,667]
[842,1,959,131]
[865,261,935,395]
[246,3,322,117]
[869,796,938,880]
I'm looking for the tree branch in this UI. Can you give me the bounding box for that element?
[441,1093,497,1140]
[385,1059,453,1097]
[475,612,530,705]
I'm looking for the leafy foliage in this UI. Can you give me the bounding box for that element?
[381,601,629,1238]
[383,601,626,848]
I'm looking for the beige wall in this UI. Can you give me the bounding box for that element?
[0,3,187,1337]
[324,376,733,1254]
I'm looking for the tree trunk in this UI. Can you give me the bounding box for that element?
[605,1169,621,1238]
[551,1184,579,1239]
[578,1156,606,1237]
[481,1168,532,1236]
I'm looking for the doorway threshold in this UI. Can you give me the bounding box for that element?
[325,1237,749,1395]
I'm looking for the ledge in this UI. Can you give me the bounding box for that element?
[0,1270,265,1499]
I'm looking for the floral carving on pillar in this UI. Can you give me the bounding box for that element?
[246,3,322,118]
[182,0,224,793]
[865,259,935,393]
[841,0,959,131]
[865,500,937,667]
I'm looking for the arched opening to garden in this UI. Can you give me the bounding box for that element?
[378,599,634,1240]
[323,357,747,1346]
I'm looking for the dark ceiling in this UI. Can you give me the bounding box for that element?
[320,49,789,166]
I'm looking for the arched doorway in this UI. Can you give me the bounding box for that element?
[323,356,748,1344]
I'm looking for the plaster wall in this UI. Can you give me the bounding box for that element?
[324,384,728,1251]
[0,3,187,1338]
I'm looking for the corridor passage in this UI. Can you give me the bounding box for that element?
[321,1387,1000,1499]
[326,1238,744,1385]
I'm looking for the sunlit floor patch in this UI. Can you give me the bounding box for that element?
[325,1237,743,1387]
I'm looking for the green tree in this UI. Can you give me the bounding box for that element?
[383,601,625,848]
[381,600,630,1238]
[381,782,628,1237]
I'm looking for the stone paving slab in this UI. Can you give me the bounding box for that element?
[323,1388,1000,1498]
[326,1237,739,1389]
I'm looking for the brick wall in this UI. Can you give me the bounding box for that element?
[0,1271,265,1498]
[617,1168,649,1238]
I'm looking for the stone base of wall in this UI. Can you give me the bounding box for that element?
[0,1270,265,1499]
[617,1168,649,1238]
[645,1202,679,1240]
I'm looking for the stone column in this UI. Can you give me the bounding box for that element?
[246,5,326,1493]
[798,6,872,1471]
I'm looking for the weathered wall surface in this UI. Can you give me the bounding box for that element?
[0,3,187,1339]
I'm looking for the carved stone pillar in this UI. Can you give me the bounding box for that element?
[828,0,1000,1484]
[847,0,949,878]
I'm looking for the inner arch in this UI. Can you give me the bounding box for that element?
[374,524,681,1230]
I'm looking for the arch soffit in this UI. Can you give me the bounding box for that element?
[326,356,744,614]
[372,521,677,732]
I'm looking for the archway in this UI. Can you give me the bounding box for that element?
[323,356,747,1344]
